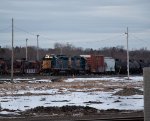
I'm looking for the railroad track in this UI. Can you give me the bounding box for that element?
[0,116,144,121]
[74,117,144,121]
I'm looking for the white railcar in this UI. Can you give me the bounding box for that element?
[104,57,115,73]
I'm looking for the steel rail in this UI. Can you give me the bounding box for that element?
[74,117,144,121]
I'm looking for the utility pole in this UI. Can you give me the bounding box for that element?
[36,35,39,61]
[125,27,130,79]
[26,38,28,61]
[11,18,14,82]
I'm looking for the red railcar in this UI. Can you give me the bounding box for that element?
[80,55,105,73]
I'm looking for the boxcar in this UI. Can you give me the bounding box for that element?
[80,55,105,73]
[104,57,115,74]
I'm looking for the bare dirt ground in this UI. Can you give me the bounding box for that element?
[0,76,144,121]
[0,110,143,121]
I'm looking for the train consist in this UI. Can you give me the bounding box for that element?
[38,54,150,75]
[0,54,149,75]
[0,59,40,75]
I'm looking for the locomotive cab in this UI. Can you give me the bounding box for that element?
[41,54,53,74]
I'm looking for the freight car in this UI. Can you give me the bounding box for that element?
[13,59,26,74]
[24,61,41,74]
[115,59,150,74]
[80,55,105,74]
[104,57,115,74]
[3,59,41,75]
[129,60,140,74]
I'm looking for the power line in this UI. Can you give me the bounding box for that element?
[0,40,11,43]
[96,33,125,42]
[14,26,60,42]
[14,26,36,36]
[39,35,60,42]
[15,27,67,43]
[13,26,127,44]
[1,25,150,49]
[73,33,125,44]
[130,33,149,43]
[14,26,124,44]
[0,26,11,32]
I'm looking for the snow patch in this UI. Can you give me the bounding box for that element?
[64,76,143,82]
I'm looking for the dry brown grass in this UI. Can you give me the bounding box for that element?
[0,79,143,96]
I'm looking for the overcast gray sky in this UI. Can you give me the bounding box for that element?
[0,0,150,49]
